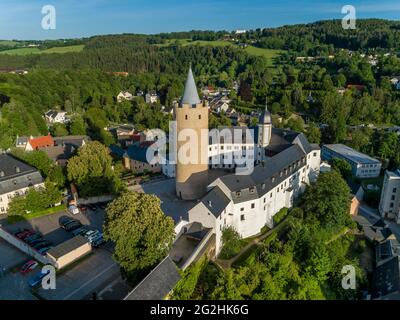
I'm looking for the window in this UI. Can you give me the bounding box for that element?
[236,191,241,197]
[199,115,201,119]
[240,207,244,212]
[394,188,398,193]
[241,215,245,221]
[185,115,188,120]
[251,203,255,209]
[392,195,396,201]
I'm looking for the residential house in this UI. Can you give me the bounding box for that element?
[44,110,68,124]
[123,141,162,174]
[25,134,55,151]
[0,154,44,214]
[145,91,158,104]
[371,256,400,300]
[117,91,134,103]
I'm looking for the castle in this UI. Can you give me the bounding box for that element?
[175,68,321,254]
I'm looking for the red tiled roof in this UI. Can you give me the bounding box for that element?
[28,134,54,150]
[346,84,365,90]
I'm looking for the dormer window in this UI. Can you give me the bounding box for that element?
[249,187,255,194]
[236,191,241,197]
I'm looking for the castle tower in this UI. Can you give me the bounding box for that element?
[175,67,209,200]
[257,99,272,162]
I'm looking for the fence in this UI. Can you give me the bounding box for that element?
[77,195,114,205]
[0,225,51,265]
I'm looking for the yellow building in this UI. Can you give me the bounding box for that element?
[175,68,209,200]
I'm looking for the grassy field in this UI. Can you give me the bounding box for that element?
[0,40,19,47]
[156,39,284,66]
[42,44,85,53]
[0,47,40,55]
[0,44,84,55]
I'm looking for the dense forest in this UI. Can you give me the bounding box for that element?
[0,19,399,164]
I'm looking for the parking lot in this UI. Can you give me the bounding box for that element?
[0,204,119,300]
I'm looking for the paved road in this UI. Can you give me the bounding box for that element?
[0,270,37,300]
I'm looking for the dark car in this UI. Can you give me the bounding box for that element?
[72,226,89,237]
[16,230,35,240]
[88,204,98,211]
[59,216,75,228]
[29,238,46,246]
[24,234,42,244]
[64,221,82,232]
[38,247,52,255]
[28,270,50,287]
[32,241,52,250]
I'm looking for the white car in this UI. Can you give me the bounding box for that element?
[68,205,80,215]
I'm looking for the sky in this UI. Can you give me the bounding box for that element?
[0,0,400,40]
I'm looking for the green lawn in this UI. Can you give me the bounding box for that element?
[42,44,85,53]
[0,40,19,47]
[156,39,284,65]
[0,47,40,55]
[0,45,84,55]
[7,204,67,224]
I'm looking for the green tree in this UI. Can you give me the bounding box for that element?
[67,141,122,197]
[331,157,352,178]
[103,191,175,272]
[302,171,352,231]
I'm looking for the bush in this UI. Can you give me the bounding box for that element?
[219,226,243,260]
[273,207,289,225]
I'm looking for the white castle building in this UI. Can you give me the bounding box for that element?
[172,68,321,255]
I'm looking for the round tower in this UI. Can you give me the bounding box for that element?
[175,67,209,200]
[257,99,272,163]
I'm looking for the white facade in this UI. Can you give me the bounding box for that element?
[188,148,321,255]
[45,111,68,124]
[145,93,158,104]
[117,91,134,102]
[379,169,400,223]
[0,183,45,214]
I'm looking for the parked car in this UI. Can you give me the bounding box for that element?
[92,237,106,248]
[84,230,100,239]
[59,216,74,227]
[20,260,39,275]
[24,233,42,244]
[72,226,89,237]
[99,202,108,210]
[88,204,98,211]
[64,221,82,232]
[28,270,50,287]
[38,247,52,255]
[28,238,46,246]
[15,230,35,240]
[68,205,80,215]
[78,205,88,212]
[33,241,52,250]
[32,241,52,250]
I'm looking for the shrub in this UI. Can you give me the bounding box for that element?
[273,207,289,225]
[219,226,243,260]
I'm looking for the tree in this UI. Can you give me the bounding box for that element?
[331,157,352,179]
[50,123,69,137]
[220,226,242,259]
[103,191,175,272]
[67,141,123,197]
[69,115,87,136]
[306,123,321,144]
[302,171,352,231]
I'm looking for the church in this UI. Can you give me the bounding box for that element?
[174,68,321,255]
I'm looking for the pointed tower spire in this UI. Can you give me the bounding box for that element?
[181,66,201,105]
[259,96,271,124]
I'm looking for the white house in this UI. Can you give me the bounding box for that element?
[145,91,158,104]
[0,154,45,214]
[117,91,134,102]
[45,110,68,124]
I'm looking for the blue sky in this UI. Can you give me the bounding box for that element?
[1,0,400,40]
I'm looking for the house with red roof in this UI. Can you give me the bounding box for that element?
[25,134,55,151]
